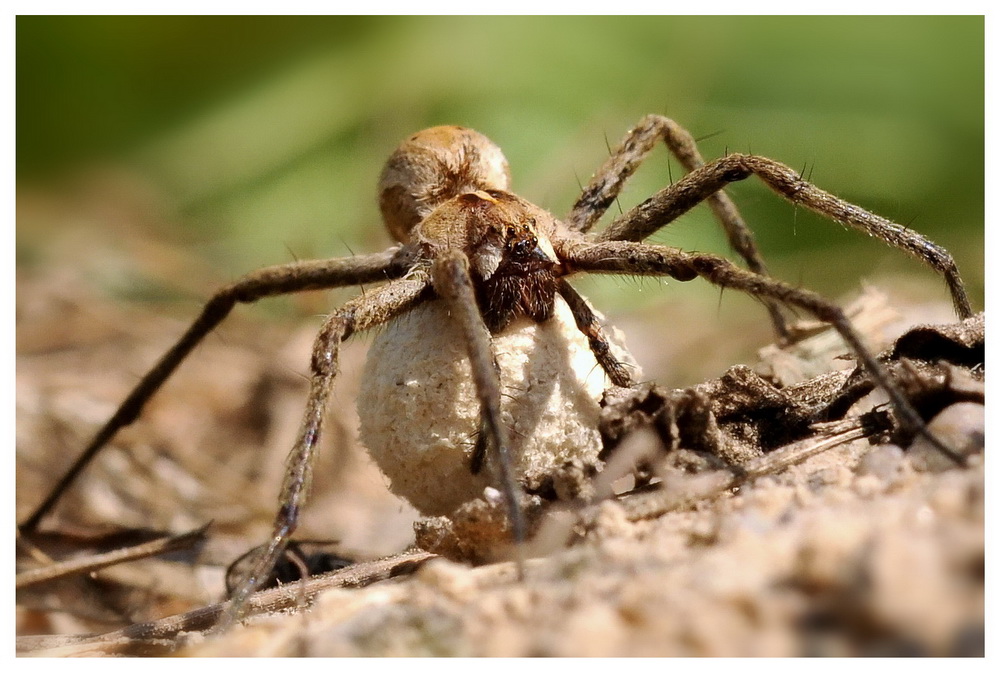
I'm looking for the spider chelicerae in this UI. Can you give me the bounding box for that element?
[19,115,973,626]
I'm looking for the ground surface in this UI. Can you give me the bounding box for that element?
[15,210,984,657]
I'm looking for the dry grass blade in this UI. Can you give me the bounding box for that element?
[531,414,879,556]
[16,524,210,590]
[16,549,434,657]
[615,417,877,523]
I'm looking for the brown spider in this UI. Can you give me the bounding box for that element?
[19,115,973,627]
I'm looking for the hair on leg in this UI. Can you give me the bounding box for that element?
[569,114,790,340]
[218,272,430,629]
[596,154,972,320]
[562,239,966,465]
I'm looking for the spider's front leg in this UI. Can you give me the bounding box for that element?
[431,250,527,557]
[556,279,634,389]
[20,249,405,533]
[562,239,967,465]
[569,114,790,341]
[219,272,431,630]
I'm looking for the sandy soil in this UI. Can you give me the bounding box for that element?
[15,213,983,657]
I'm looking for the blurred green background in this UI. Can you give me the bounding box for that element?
[16,16,984,354]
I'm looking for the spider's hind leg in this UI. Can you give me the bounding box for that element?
[569,114,791,342]
[563,239,968,466]
[596,152,973,323]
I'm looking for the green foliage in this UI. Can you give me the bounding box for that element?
[17,16,983,306]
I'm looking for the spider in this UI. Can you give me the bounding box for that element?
[19,115,973,627]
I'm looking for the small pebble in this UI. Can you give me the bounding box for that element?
[858,444,905,482]
[909,403,985,473]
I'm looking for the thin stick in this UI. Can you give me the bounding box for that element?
[16,550,434,657]
[16,524,209,590]
[616,420,871,523]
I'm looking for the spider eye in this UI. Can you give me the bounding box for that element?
[506,226,516,238]
[510,235,539,260]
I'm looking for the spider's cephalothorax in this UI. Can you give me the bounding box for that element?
[417,190,562,333]
[380,127,565,333]
[20,117,974,630]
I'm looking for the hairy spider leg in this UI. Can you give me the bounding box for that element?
[431,250,528,575]
[562,238,967,465]
[595,153,972,321]
[569,114,791,341]
[555,279,633,388]
[218,272,431,630]
[20,250,404,532]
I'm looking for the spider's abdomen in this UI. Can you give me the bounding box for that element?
[378,126,511,243]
